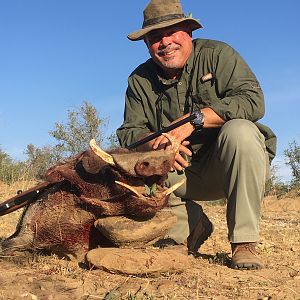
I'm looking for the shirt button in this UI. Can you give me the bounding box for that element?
[178,82,182,86]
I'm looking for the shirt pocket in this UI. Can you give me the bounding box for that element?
[192,79,217,109]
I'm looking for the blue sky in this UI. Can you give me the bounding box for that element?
[0,1,299,182]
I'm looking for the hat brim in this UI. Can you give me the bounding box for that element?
[127,18,202,41]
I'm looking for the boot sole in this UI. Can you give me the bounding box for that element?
[231,262,264,270]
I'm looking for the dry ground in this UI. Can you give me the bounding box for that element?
[0,181,299,300]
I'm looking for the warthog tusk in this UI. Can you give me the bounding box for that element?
[163,179,186,196]
[115,181,143,198]
[89,139,115,166]
[115,179,185,198]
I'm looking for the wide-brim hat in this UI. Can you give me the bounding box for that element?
[128,0,202,41]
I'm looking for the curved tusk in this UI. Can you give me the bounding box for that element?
[163,179,186,196]
[89,139,115,166]
[161,133,180,153]
[115,181,143,198]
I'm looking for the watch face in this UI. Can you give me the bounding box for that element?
[194,111,203,125]
[191,111,204,129]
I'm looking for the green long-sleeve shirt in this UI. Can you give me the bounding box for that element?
[117,39,276,161]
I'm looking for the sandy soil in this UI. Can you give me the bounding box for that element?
[0,195,299,300]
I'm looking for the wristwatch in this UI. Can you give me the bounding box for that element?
[190,110,204,130]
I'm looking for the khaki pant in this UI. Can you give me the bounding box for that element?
[164,119,270,244]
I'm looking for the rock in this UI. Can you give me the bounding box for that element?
[86,247,189,275]
[94,210,177,247]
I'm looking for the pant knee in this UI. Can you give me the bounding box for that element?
[217,119,265,156]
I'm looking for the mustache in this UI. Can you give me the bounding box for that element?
[157,45,180,56]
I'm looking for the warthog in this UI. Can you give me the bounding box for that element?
[0,139,183,260]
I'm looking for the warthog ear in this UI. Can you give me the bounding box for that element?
[81,149,108,174]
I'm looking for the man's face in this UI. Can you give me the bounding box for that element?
[144,23,193,78]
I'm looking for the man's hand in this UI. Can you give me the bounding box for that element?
[173,142,192,171]
[136,108,224,169]
[151,114,195,171]
[152,114,194,150]
[152,138,192,171]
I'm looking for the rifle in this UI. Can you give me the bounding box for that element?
[0,181,53,216]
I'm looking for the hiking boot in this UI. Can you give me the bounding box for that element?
[231,242,264,270]
[187,212,214,256]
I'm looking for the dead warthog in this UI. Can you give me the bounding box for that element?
[0,139,183,260]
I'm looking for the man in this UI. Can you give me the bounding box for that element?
[117,0,276,270]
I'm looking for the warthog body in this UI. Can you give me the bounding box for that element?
[0,141,181,260]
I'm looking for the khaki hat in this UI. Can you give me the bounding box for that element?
[128,0,202,41]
